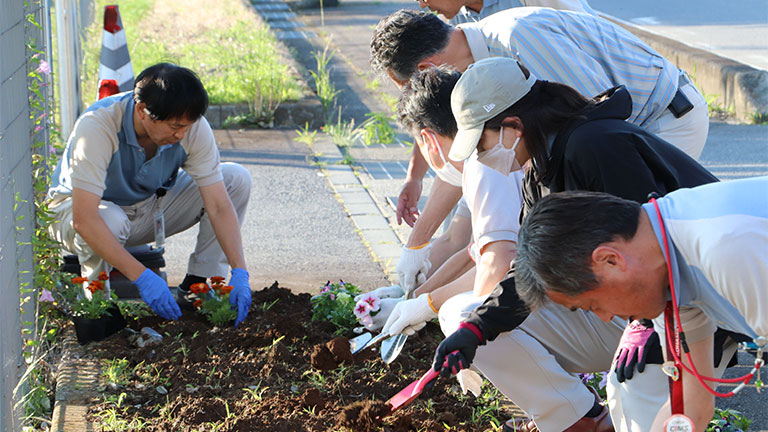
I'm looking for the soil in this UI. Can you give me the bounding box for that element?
[87,282,510,431]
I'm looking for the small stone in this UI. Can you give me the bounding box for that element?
[185,386,199,394]
[156,385,168,395]
[107,382,119,391]
[135,383,146,390]
[290,384,299,393]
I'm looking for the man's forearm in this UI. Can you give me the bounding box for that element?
[406,177,462,247]
[474,241,517,297]
[201,183,247,271]
[415,248,474,297]
[429,266,476,310]
[71,189,147,280]
[407,144,429,182]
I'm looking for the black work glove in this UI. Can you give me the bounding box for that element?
[614,319,663,383]
[432,322,484,378]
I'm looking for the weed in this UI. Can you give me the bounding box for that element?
[360,112,397,146]
[302,370,328,389]
[174,342,189,358]
[260,298,280,312]
[294,123,319,147]
[102,358,132,387]
[310,43,341,118]
[324,110,363,148]
[243,381,269,401]
[750,111,768,125]
[707,408,752,431]
[117,301,152,322]
[302,405,318,416]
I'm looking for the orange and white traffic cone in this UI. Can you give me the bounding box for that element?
[97,5,133,99]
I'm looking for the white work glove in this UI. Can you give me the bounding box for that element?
[381,293,438,337]
[456,369,483,397]
[354,284,404,302]
[396,244,432,294]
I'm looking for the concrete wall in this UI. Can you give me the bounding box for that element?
[0,0,36,429]
[611,19,768,123]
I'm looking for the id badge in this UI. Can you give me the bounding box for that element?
[664,414,695,432]
[153,209,165,248]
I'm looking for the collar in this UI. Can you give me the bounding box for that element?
[122,95,141,149]
[455,24,490,62]
[541,86,632,187]
[582,86,633,122]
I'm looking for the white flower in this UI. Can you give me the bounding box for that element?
[353,300,372,320]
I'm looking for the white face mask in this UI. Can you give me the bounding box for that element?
[477,127,522,175]
[426,133,463,187]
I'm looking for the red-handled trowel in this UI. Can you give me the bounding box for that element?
[386,367,440,412]
[385,350,456,413]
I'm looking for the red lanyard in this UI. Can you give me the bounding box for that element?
[650,197,764,415]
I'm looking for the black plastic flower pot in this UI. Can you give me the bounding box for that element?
[72,305,127,345]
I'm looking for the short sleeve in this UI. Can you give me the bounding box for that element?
[180,117,223,187]
[68,115,119,196]
[463,158,524,252]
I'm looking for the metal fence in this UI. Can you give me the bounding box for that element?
[0,0,61,428]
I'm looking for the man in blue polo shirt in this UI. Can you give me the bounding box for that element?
[48,63,253,326]
[513,177,768,430]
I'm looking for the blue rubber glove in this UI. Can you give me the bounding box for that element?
[134,269,181,320]
[228,268,251,327]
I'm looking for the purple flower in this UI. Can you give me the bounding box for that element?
[36,60,51,75]
[39,289,54,302]
[339,280,345,286]
[598,373,607,389]
[48,145,56,154]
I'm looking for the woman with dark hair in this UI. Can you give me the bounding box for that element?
[433,57,742,431]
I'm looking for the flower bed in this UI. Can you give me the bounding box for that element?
[86,282,512,430]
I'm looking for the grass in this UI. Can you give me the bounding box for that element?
[310,43,341,120]
[81,0,303,122]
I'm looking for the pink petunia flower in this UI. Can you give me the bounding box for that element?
[361,315,373,326]
[320,286,330,294]
[39,289,54,302]
[36,60,51,75]
[360,293,381,313]
[353,301,371,320]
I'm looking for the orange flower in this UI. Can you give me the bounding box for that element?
[72,276,88,284]
[193,299,203,309]
[210,276,225,283]
[219,285,234,295]
[87,280,105,294]
[97,271,109,281]
[189,282,210,294]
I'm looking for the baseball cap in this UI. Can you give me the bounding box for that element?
[449,57,537,161]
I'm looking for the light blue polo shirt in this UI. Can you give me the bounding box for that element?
[49,92,222,206]
[645,176,768,341]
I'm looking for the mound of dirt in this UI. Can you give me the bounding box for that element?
[86,282,511,431]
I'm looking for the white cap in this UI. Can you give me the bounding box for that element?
[449,57,537,161]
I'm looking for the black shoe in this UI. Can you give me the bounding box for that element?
[175,286,197,311]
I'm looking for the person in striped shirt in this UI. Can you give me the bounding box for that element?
[371,8,708,159]
[423,0,597,26]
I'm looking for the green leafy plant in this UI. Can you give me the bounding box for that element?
[67,272,120,319]
[310,280,361,333]
[310,43,340,119]
[578,371,607,401]
[360,112,397,146]
[192,277,237,326]
[118,301,153,322]
[707,408,752,431]
[293,122,319,147]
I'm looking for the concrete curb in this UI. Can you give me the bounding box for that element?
[50,328,101,432]
[310,136,402,283]
[605,15,768,123]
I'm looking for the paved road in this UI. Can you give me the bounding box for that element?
[589,0,768,71]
